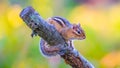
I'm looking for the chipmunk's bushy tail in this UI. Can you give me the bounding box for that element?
[39,38,59,57]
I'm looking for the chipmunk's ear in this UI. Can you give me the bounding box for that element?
[72,24,82,35]
[77,23,81,27]
[72,24,77,29]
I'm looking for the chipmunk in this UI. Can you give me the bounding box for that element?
[39,16,86,57]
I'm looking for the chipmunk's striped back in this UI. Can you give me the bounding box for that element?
[52,16,72,27]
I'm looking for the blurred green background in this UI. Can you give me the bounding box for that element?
[0,0,120,68]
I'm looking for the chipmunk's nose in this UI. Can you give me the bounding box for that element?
[83,34,86,39]
[79,36,86,40]
[80,34,86,40]
[83,36,86,39]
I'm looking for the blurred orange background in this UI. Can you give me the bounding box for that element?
[0,0,120,68]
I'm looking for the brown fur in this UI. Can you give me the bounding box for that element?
[46,18,86,41]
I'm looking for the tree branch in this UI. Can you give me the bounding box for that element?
[20,6,94,68]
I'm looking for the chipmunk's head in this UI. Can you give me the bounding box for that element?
[71,23,86,40]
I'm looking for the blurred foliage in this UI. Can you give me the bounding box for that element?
[0,0,120,68]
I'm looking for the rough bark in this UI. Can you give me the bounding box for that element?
[20,6,94,68]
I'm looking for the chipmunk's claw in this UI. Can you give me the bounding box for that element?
[31,30,37,37]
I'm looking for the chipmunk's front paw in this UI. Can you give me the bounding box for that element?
[31,30,37,37]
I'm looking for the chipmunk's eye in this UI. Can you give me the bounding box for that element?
[77,30,81,34]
